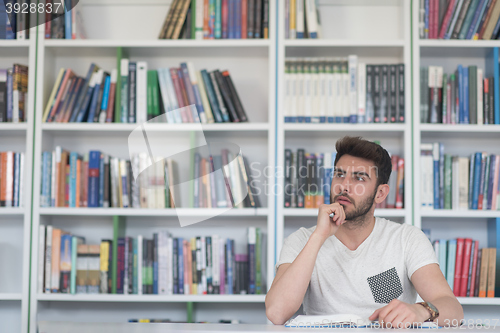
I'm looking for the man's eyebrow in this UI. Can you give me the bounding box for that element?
[334,167,371,179]
[353,171,371,179]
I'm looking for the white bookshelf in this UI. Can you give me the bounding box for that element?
[0,28,37,333]
[28,0,276,331]
[276,0,413,257]
[412,0,500,322]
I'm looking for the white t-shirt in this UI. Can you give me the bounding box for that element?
[275,217,438,320]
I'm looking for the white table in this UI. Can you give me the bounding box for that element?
[38,322,500,333]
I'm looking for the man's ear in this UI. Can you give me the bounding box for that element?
[374,184,390,204]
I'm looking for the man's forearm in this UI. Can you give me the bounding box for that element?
[265,232,326,325]
[429,296,464,327]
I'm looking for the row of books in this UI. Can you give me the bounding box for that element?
[38,225,267,295]
[42,62,248,124]
[432,236,498,298]
[43,1,86,39]
[0,0,30,39]
[283,149,405,209]
[420,65,499,125]
[420,143,500,210]
[420,0,500,40]
[158,0,269,39]
[40,148,260,209]
[0,151,24,207]
[0,65,29,123]
[284,0,322,39]
[284,57,405,124]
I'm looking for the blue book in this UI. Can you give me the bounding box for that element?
[12,153,19,207]
[69,152,78,207]
[6,69,12,122]
[446,239,457,291]
[100,74,111,115]
[226,238,233,294]
[88,150,101,207]
[466,0,488,39]
[215,0,222,38]
[463,66,469,124]
[201,70,223,122]
[4,0,15,39]
[234,0,241,39]
[458,0,480,39]
[323,165,332,204]
[172,238,178,294]
[86,72,102,123]
[439,239,448,278]
[70,64,97,122]
[117,238,125,294]
[494,48,500,124]
[228,0,235,39]
[41,152,52,207]
[64,3,72,39]
[98,153,105,207]
[433,143,440,210]
[424,0,429,39]
[178,237,184,294]
[487,218,500,297]
[472,152,482,209]
[186,64,206,123]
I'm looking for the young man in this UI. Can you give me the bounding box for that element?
[266,136,463,328]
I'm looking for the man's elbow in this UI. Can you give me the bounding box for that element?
[265,305,288,325]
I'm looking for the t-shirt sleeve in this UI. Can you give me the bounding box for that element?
[275,228,309,274]
[404,226,439,280]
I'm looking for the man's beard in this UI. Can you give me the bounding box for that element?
[331,190,377,228]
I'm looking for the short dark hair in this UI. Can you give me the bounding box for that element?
[334,136,392,186]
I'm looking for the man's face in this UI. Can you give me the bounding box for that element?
[330,154,379,221]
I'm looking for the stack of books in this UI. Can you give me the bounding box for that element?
[420,143,500,210]
[420,0,500,40]
[284,57,405,124]
[40,147,260,209]
[0,151,24,208]
[421,65,499,124]
[284,149,404,209]
[158,0,269,39]
[0,0,30,39]
[43,1,86,39]
[42,62,248,124]
[37,226,267,295]
[0,65,29,123]
[284,0,321,39]
[431,234,498,298]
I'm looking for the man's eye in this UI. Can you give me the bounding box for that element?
[356,176,365,181]
[334,173,344,178]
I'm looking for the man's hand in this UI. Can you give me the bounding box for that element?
[312,203,346,242]
[369,299,431,329]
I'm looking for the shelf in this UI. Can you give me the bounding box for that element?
[0,208,25,216]
[419,39,500,48]
[0,293,22,301]
[43,39,271,48]
[457,297,500,305]
[38,207,269,217]
[37,294,266,303]
[283,123,406,138]
[284,208,406,218]
[284,39,405,47]
[0,123,28,137]
[420,210,500,218]
[41,122,270,133]
[0,40,30,47]
[420,124,500,133]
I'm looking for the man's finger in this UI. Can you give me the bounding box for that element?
[369,308,381,321]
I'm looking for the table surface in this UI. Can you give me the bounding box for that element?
[37,322,500,333]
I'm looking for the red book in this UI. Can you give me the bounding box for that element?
[454,238,465,296]
[439,0,456,38]
[395,157,405,209]
[241,0,248,39]
[106,75,117,123]
[82,156,89,207]
[203,0,210,38]
[222,0,229,38]
[460,238,473,296]
[469,240,479,296]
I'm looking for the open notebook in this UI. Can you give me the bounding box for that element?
[285,314,441,329]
